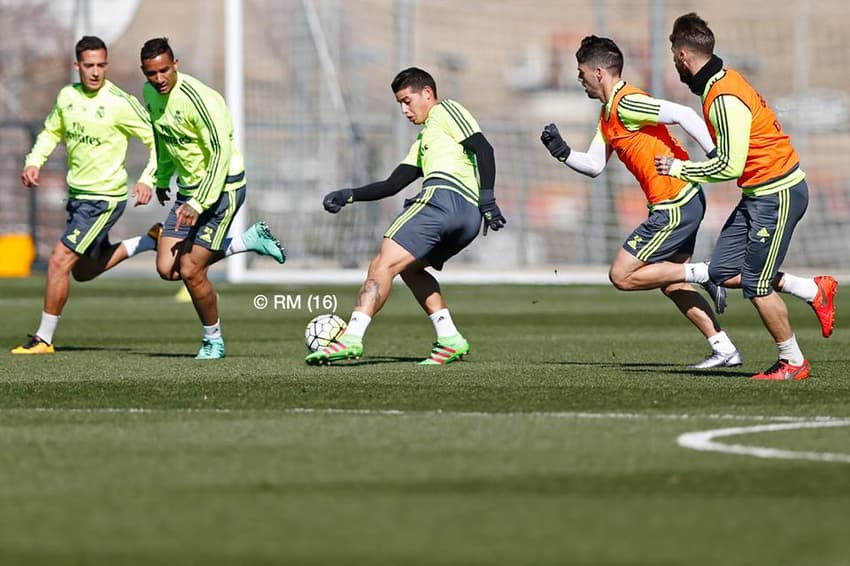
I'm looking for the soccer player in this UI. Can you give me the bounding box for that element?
[305,67,506,365]
[140,37,286,360]
[540,35,741,369]
[12,36,161,355]
[655,13,837,380]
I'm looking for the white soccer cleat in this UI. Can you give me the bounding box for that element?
[689,349,743,369]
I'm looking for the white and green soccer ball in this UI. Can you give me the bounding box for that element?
[304,313,347,352]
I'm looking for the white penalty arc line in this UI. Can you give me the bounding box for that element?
[10,407,850,423]
[10,408,850,463]
[677,420,850,464]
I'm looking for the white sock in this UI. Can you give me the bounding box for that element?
[223,234,247,257]
[683,262,709,284]
[202,319,222,340]
[777,335,804,366]
[36,312,61,344]
[778,273,818,302]
[344,311,371,339]
[429,308,459,339]
[707,331,736,355]
[122,234,156,257]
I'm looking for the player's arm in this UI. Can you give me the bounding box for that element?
[658,95,750,182]
[184,98,232,214]
[322,165,421,213]
[22,97,65,187]
[541,124,610,178]
[152,127,176,205]
[462,131,505,233]
[461,132,495,193]
[656,100,715,156]
[619,92,716,156]
[119,95,158,189]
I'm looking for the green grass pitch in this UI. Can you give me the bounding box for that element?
[0,276,848,565]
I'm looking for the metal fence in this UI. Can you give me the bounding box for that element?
[2,0,848,279]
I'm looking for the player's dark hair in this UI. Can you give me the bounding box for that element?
[575,35,623,76]
[391,67,438,98]
[140,37,175,63]
[669,12,715,55]
[75,36,107,61]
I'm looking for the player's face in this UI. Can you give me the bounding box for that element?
[577,63,603,101]
[141,53,179,95]
[672,47,693,84]
[74,49,108,93]
[395,86,433,125]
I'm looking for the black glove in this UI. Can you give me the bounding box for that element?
[155,187,171,206]
[540,123,571,162]
[478,190,506,236]
[322,188,354,213]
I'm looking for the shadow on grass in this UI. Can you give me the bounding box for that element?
[55,345,134,353]
[307,356,424,367]
[550,360,751,378]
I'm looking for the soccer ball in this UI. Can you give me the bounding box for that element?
[304,313,347,352]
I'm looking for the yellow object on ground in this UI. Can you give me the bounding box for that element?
[0,233,36,277]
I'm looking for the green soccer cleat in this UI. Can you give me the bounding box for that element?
[419,336,470,365]
[242,221,286,264]
[305,337,363,365]
[195,337,225,360]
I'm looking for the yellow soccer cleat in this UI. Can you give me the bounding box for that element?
[11,335,55,355]
[147,222,164,242]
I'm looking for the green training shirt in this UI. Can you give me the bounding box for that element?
[401,99,482,205]
[143,73,246,214]
[25,80,156,201]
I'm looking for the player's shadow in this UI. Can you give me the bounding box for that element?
[55,345,133,353]
[326,356,423,366]
[551,360,751,378]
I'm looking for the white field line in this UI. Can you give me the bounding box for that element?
[3,406,846,423]
[677,420,850,463]
[9,407,850,463]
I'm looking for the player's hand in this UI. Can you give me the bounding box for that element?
[174,203,199,232]
[478,192,506,236]
[156,187,171,206]
[322,188,354,214]
[654,155,674,176]
[21,166,40,188]
[132,183,152,207]
[540,123,571,162]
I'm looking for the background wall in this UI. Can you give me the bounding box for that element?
[2,0,847,279]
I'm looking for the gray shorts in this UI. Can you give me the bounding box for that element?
[622,190,705,263]
[163,187,246,251]
[61,198,126,257]
[709,180,808,299]
[384,184,481,271]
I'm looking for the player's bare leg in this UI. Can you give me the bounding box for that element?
[179,245,223,360]
[43,242,80,316]
[608,249,694,291]
[609,250,740,368]
[305,238,418,365]
[178,246,218,326]
[750,292,810,380]
[401,265,470,365]
[11,242,78,353]
[400,263,444,314]
[73,224,161,282]
[355,238,419,317]
[72,241,127,282]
